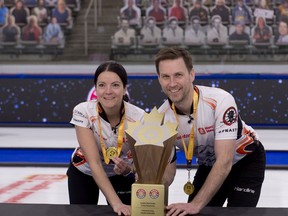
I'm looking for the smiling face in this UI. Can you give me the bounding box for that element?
[95,71,127,112]
[158,58,195,111]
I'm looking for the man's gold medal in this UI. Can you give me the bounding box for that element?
[183,181,194,195]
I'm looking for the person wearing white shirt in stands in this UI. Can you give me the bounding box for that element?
[112,18,135,46]
[162,16,184,45]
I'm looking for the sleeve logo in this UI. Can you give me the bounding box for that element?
[223,107,238,126]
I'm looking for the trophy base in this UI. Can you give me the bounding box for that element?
[131,183,167,216]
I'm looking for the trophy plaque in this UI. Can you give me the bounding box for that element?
[125,107,178,216]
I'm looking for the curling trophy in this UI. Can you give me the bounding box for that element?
[125,107,178,216]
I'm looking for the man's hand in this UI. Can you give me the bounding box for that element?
[166,203,201,216]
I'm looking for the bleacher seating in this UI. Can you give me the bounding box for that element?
[110,0,288,62]
[0,0,81,57]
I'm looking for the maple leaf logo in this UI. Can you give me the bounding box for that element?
[126,107,178,146]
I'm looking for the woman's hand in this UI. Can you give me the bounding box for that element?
[112,157,132,176]
[113,203,131,216]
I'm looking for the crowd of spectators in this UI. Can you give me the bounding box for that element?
[0,0,80,54]
[111,0,288,53]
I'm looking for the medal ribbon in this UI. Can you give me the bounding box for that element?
[97,105,125,164]
[172,88,199,168]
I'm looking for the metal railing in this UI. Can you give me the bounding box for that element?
[84,0,102,56]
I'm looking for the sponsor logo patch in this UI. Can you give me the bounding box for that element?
[223,107,237,125]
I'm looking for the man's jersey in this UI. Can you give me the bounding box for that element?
[158,85,259,166]
[70,100,145,177]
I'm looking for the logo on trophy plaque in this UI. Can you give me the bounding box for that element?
[125,107,178,216]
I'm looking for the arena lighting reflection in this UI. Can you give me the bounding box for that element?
[0,74,287,128]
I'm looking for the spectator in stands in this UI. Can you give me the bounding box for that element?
[161,0,172,8]
[162,16,184,45]
[2,0,14,7]
[1,15,20,42]
[120,0,141,27]
[207,15,228,44]
[232,0,252,25]
[251,16,272,43]
[203,0,213,7]
[168,0,188,23]
[32,0,48,25]
[44,16,64,44]
[146,0,166,24]
[188,0,209,25]
[184,15,206,45]
[255,0,273,25]
[112,18,136,46]
[275,18,288,44]
[21,15,42,42]
[183,0,193,9]
[210,0,230,25]
[24,0,37,7]
[139,16,162,46]
[229,21,250,43]
[135,0,150,9]
[277,0,288,22]
[256,0,272,10]
[10,0,30,26]
[45,0,57,7]
[0,0,8,27]
[52,0,73,28]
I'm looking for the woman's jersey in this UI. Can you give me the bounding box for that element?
[70,100,145,177]
[158,85,259,166]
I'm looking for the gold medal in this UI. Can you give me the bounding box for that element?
[106,147,118,160]
[183,181,194,195]
[97,104,126,164]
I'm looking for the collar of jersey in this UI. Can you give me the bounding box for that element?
[167,86,199,115]
[97,101,125,125]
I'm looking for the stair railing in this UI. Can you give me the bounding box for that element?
[84,0,102,56]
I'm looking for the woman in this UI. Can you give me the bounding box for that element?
[67,61,145,216]
[52,0,72,28]
[1,15,20,42]
[32,0,48,25]
[21,15,42,43]
[252,16,272,43]
[10,0,29,26]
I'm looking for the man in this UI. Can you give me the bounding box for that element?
[229,21,250,44]
[232,0,252,25]
[207,15,228,44]
[210,0,230,25]
[120,0,141,27]
[275,18,288,44]
[112,18,135,46]
[188,0,209,25]
[162,17,184,45]
[168,0,188,23]
[184,16,206,45]
[146,0,166,24]
[155,47,266,215]
[139,16,161,46]
[44,16,64,45]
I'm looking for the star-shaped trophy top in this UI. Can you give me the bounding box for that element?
[125,107,178,147]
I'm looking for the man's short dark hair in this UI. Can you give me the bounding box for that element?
[154,47,193,74]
